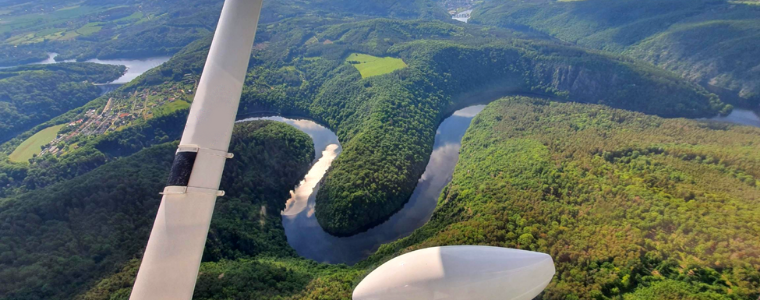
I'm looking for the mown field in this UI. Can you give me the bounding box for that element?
[345,53,408,78]
[152,100,191,118]
[8,124,63,162]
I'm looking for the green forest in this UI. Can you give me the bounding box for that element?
[0,63,125,143]
[3,12,729,237]
[232,16,728,236]
[66,97,760,300]
[472,0,760,107]
[0,0,758,299]
[383,97,760,299]
[0,0,222,65]
[0,121,314,299]
[0,0,447,66]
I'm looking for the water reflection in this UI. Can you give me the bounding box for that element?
[242,106,485,264]
[236,116,342,217]
[283,144,341,216]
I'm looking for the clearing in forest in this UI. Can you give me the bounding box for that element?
[345,53,407,78]
[9,124,65,163]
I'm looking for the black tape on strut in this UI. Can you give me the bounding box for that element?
[166,151,198,186]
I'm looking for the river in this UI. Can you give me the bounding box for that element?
[0,52,73,69]
[90,56,171,95]
[86,56,172,84]
[16,49,760,265]
[31,52,75,64]
[710,108,760,128]
[240,105,486,264]
[242,103,760,265]
[0,52,171,92]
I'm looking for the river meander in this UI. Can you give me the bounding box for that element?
[239,105,486,264]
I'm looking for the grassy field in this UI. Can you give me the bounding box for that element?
[76,23,102,36]
[153,100,190,117]
[0,4,117,44]
[115,12,144,23]
[1,5,99,44]
[345,53,407,78]
[9,124,64,163]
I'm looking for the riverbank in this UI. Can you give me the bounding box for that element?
[240,106,484,264]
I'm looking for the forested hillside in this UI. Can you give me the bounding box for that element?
[1,13,729,237]
[0,0,222,65]
[472,0,760,107]
[0,0,447,66]
[227,17,728,236]
[1,1,757,299]
[371,97,760,299]
[77,97,760,300]
[0,121,313,300]
[0,63,125,143]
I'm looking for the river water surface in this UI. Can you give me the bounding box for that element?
[0,53,171,91]
[242,104,760,265]
[86,56,171,84]
[88,57,171,94]
[710,108,760,128]
[241,106,485,264]
[0,52,73,69]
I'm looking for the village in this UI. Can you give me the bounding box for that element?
[39,77,197,157]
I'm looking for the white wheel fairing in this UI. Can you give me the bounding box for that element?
[353,246,555,300]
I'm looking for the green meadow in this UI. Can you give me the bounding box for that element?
[9,124,65,163]
[345,53,407,78]
[76,22,102,36]
[153,100,190,117]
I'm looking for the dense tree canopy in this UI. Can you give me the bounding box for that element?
[78,97,760,300]
[371,97,760,299]
[2,15,729,237]
[0,121,313,299]
[0,1,757,299]
[0,0,449,66]
[229,17,729,236]
[0,63,125,143]
[472,0,760,107]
